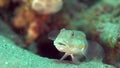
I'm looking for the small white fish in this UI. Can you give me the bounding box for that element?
[48,28,88,64]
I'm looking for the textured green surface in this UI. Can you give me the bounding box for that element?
[69,0,120,48]
[103,0,120,6]
[96,22,119,48]
[0,20,25,47]
[0,35,115,68]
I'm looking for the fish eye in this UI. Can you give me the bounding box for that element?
[58,42,66,46]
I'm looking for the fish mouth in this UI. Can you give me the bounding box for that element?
[56,46,82,55]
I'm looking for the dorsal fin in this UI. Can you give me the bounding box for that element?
[48,29,60,41]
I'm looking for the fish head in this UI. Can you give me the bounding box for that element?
[53,29,88,55]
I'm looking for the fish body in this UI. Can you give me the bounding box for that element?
[49,28,105,64]
[54,28,88,55]
[50,28,88,63]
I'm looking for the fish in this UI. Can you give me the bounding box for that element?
[48,28,104,64]
[48,28,88,64]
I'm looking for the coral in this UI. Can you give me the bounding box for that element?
[0,0,10,8]
[0,0,119,67]
[0,19,25,47]
[0,35,115,68]
[12,1,69,45]
[12,5,50,44]
[96,22,119,48]
[68,0,120,66]
[31,0,63,14]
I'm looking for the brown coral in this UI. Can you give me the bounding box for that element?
[12,5,50,44]
[0,0,10,8]
[12,1,70,45]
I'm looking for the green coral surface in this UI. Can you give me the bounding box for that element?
[0,35,115,68]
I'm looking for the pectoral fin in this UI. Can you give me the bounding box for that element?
[71,54,80,64]
[86,41,105,61]
[60,53,69,61]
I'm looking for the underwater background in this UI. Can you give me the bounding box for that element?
[0,0,119,68]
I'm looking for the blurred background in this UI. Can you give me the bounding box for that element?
[0,0,120,67]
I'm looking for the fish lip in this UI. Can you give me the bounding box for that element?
[55,45,84,54]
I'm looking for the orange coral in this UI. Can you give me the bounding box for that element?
[26,16,49,44]
[0,0,10,8]
[13,5,36,28]
[12,0,70,46]
[12,5,50,44]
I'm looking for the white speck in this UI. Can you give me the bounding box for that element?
[5,62,8,64]
[12,46,15,49]
[2,40,6,42]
